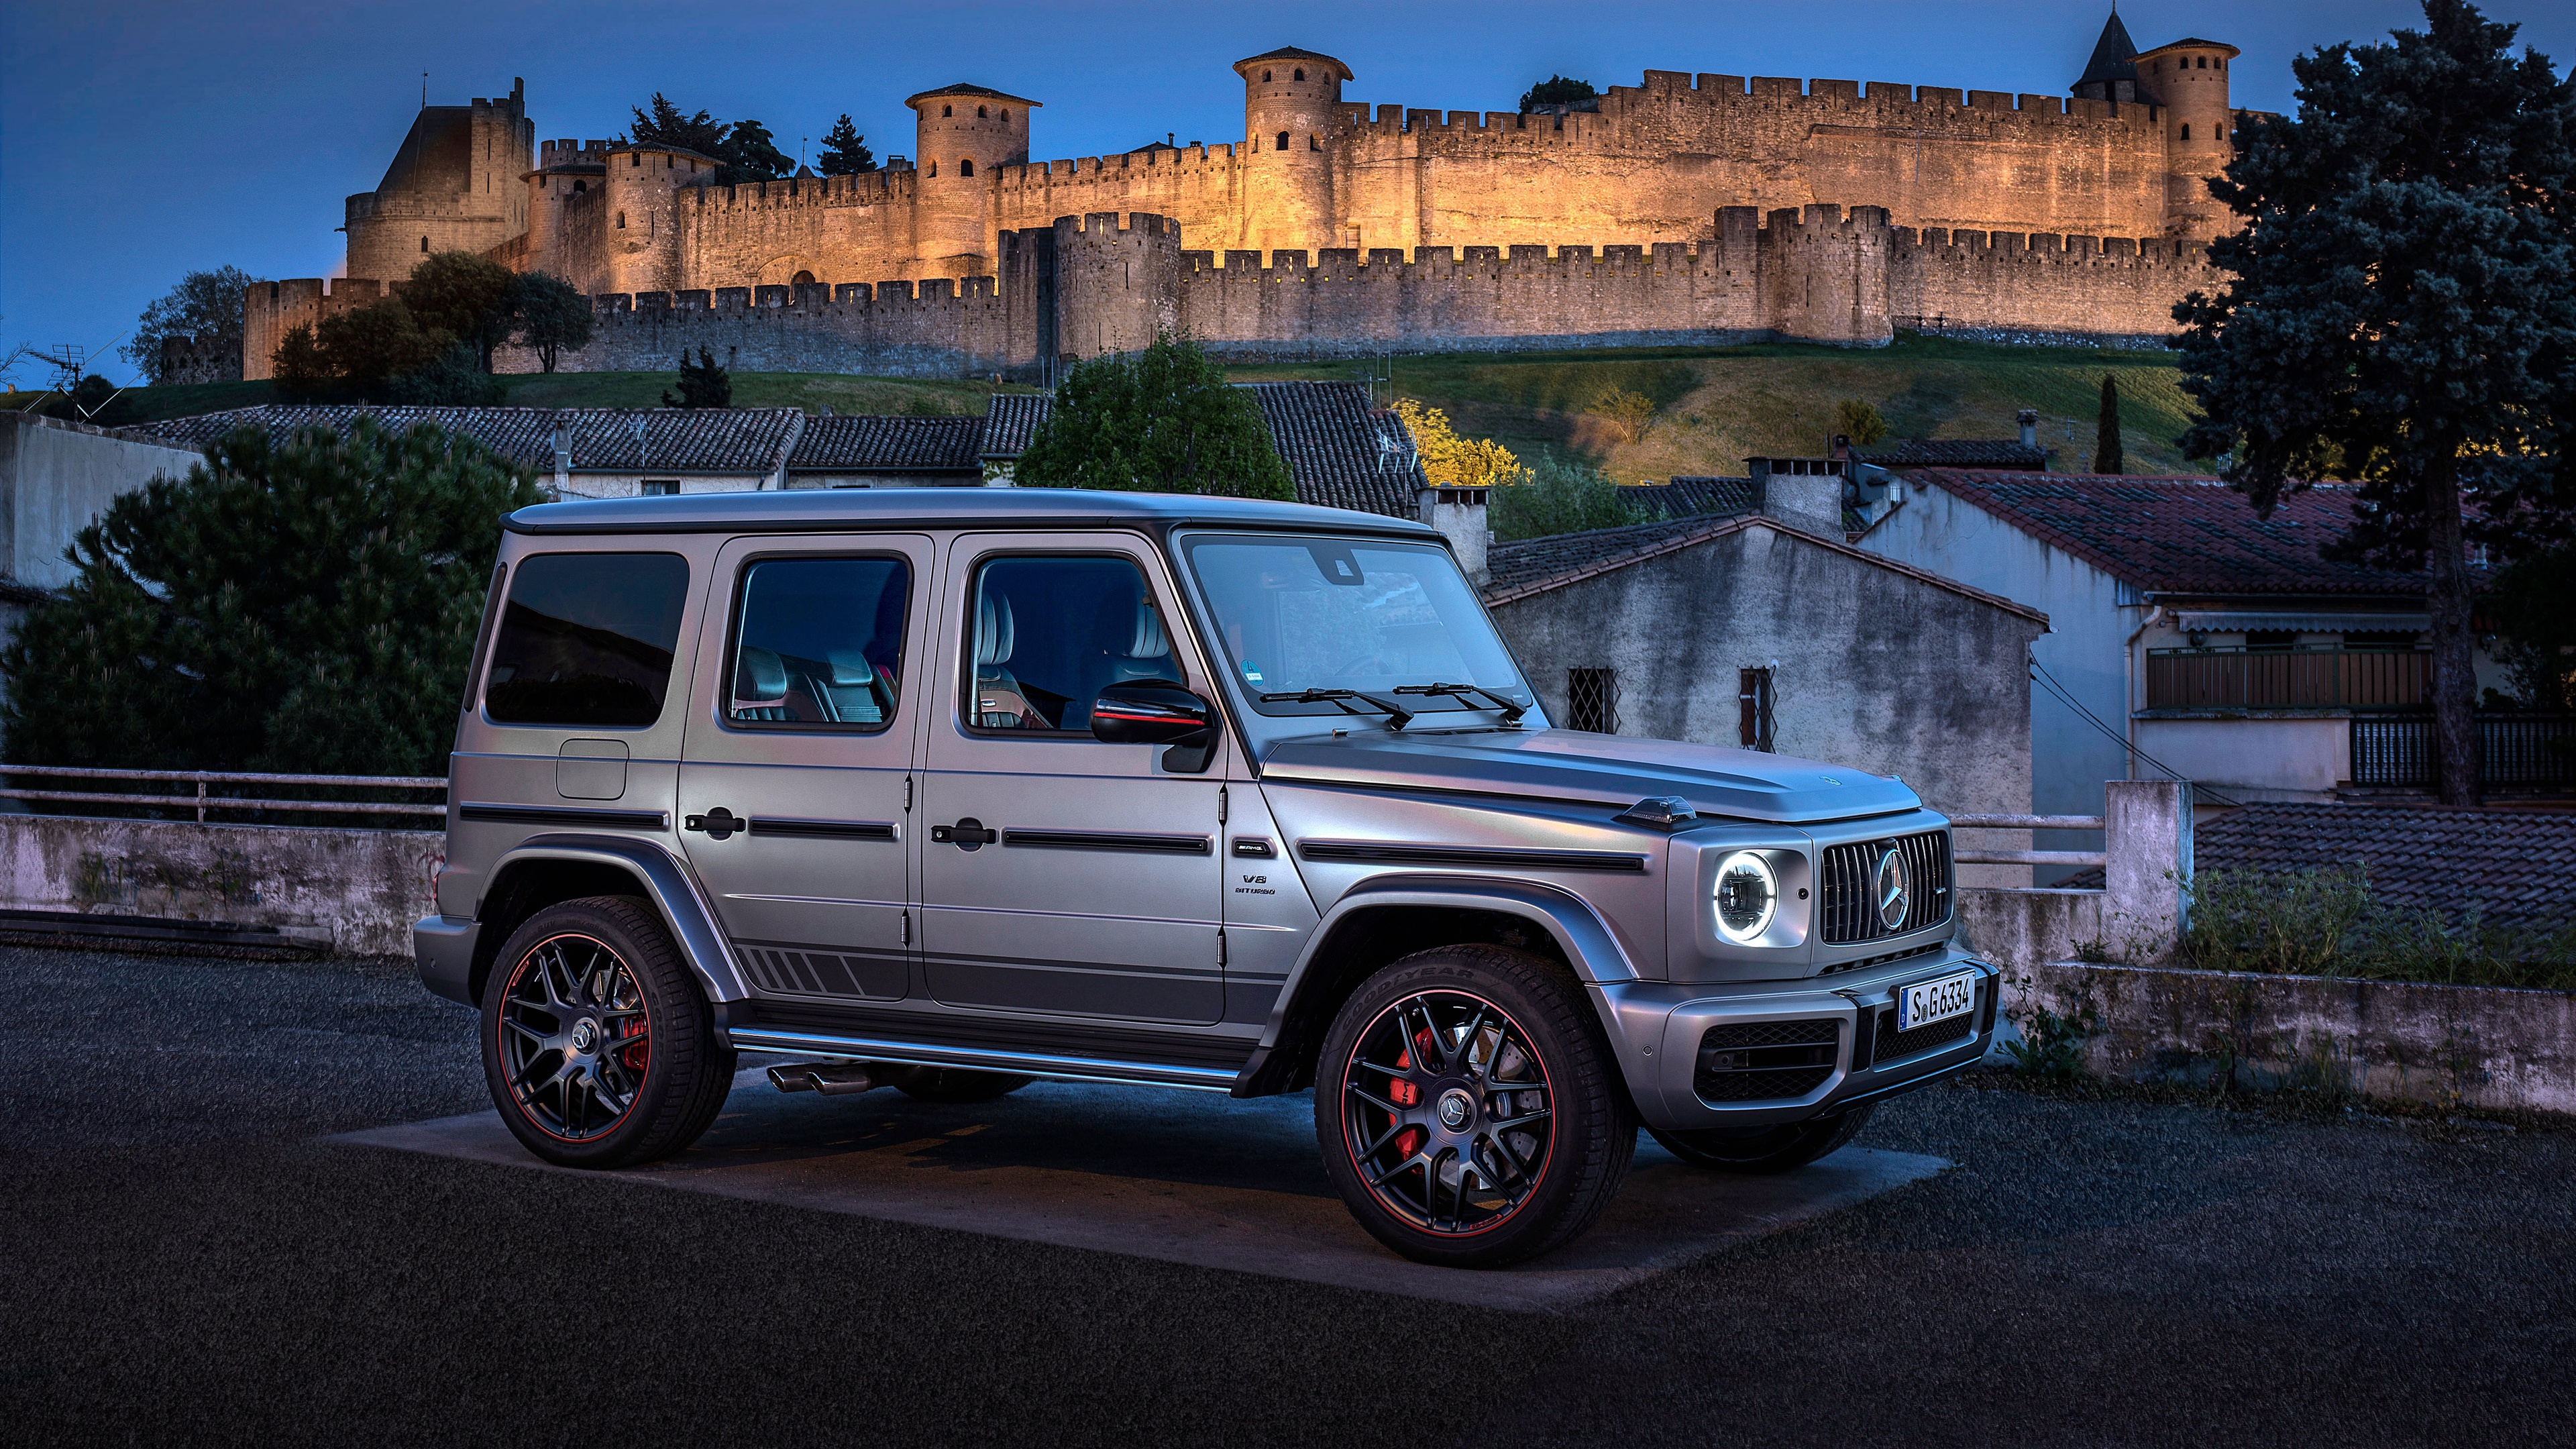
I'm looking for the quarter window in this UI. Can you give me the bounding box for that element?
[727,556,910,729]
[965,556,1175,734]
[484,553,690,727]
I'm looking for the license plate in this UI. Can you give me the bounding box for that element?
[1898,970,1979,1032]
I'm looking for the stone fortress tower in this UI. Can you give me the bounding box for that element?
[246,9,2255,380]
[909,84,1040,278]
[1234,48,1351,256]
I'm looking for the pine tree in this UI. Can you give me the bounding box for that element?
[2092,376,2125,474]
[0,419,544,774]
[662,349,732,409]
[818,115,876,176]
[1014,331,1292,499]
[2175,0,2576,806]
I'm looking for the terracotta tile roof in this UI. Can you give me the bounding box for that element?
[1856,439,2049,470]
[788,415,982,474]
[119,405,803,476]
[979,394,1052,458]
[1242,382,1424,518]
[1917,470,2435,596]
[1482,512,2047,624]
[2186,801,2576,928]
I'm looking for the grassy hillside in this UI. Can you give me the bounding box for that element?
[56,371,1038,426]
[1227,335,2204,478]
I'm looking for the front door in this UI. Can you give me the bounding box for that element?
[676,535,933,1002]
[916,536,1228,1024]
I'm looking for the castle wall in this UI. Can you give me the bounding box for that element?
[239,278,391,381]
[343,84,534,288]
[1888,227,2211,341]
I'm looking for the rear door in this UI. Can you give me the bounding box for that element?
[914,533,1230,1024]
[675,534,934,1002]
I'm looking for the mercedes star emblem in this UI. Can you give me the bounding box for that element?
[1872,844,1911,930]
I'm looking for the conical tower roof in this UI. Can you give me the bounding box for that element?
[2074,8,2140,88]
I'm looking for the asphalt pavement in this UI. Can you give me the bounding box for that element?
[3,943,2571,1447]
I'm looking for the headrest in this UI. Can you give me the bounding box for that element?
[734,645,788,704]
[1124,602,1169,659]
[824,649,875,687]
[975,590,1015,666]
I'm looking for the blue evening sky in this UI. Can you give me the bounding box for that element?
[4,1,2569,383]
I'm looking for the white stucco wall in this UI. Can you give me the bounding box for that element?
[2135,715,2351,799]
[0,413,203,590]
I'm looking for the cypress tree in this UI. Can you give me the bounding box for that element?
[2092,375,2125,474]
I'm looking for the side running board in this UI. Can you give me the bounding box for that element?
[726,1024,1242,1093]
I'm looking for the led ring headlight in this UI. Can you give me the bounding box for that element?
[1713,850,1778,944]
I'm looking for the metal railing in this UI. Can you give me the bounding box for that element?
[1947,812,2105,868]
[0,765,447,822]
[2350,716,2576,788]
[2146,645,2429,712]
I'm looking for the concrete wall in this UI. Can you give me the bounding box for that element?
[2007,959,2576,1117]
[1489,517,2047,885]
[0,816,440,957]
[0,412,202,590]
[2134,714,2351,801]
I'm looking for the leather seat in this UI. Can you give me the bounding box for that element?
[1106,602,1177,686]
[733,646,792,721]
[973,592,1038,728]
[816,649,886,724]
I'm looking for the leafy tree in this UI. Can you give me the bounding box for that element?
[1489,455,1648,542]
[1392,398,1525,487]
[123,266,252,383]
[0,419,544,775]
[2175,0,2576,805]
[316,296,446,390]
[662,348,733,408]
[2092,376,2125,474]
[1518,75,1599,112]
[386,343,506,406]
[404,251,519,372]
[511,272,595,372]
[1833,398,1890,447]
[818,114,877,176]
[2484,543,2576,710]
[625,93,790,184]
[1585,386,1658,445]
[1015,331,1291,499]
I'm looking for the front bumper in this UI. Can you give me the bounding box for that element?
[1590,947,1998,1131]
[413,913,480,1006]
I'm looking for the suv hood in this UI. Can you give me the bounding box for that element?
[1257,729,1922,824]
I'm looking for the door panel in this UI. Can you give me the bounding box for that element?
[917,538,1228,1025]
[677,538,933,1001]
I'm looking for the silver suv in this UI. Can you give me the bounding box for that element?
[415,489,1994,1267]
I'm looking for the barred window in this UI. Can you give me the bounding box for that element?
[1739,667,1776,752]
[1566,667,1619,734]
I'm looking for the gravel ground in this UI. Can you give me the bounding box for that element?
[1,943,2569,1448]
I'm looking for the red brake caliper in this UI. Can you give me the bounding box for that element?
[1388,1042,1427,1158]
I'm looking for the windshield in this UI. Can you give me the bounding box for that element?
[1179,533,1532,721]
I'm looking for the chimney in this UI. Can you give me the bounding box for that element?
[1419,486,1491,586]
[2017,409,2039,450]
[1750,458,1845,538]
[551,421,570,494]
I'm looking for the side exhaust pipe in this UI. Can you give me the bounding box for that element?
[767,1063,881,1097]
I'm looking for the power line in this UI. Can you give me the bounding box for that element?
[2028,650,2240,808]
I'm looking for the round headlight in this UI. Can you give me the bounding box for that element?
[1713,851,1778,944]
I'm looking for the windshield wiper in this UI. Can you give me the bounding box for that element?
[1394,682,1527,726]
[1259,688,1415,731]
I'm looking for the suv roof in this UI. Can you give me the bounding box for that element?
[502,487,1440,537]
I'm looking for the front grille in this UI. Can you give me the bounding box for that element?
[1870,1006,1976,1064]
[1694,1018,1840,1103]
[1819,830,1952,944]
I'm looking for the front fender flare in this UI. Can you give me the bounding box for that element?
[1234,872,1646,1095]
[482,833,748,1005]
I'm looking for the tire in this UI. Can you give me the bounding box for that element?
[1315,945,1635,1268]
[1648,1103,1874,1174]
[881,1065,1035,1104]
[480,896,737,1169]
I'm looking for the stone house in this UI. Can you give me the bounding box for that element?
[1849,469,2522,848]
[1480,486,2050,886]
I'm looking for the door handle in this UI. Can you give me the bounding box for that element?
[683,806,743,841]
[929,816,996,851]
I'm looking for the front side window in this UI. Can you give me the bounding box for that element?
[966,555,1175,734]
[728,556,910,729]
[1181,534,1529,720]
[486,552,690,727]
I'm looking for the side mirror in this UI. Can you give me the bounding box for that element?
[1091,680,1217,772]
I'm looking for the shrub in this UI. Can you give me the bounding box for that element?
[1015,331,1291,499]
[2182,864,2576,989]
[1489,454,1649,541]
[1584,386,1658,444]
[1391,398,1524,488]
[662,348,733,409]
[1833,398,1889,447]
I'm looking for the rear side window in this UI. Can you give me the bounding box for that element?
[484,552,690,727]
[728,556,911,729]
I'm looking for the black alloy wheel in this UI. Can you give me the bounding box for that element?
[1317,946,1634,1267]
[480,896,735,1169]
[1648,1103,1874,1173]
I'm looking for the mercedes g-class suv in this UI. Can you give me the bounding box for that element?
[415,489,1994,1267]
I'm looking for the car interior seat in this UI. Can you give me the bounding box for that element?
[732,646,793,722]
[814,649,888,724]
[1107,600,1177,686]
[973,590,1039,728]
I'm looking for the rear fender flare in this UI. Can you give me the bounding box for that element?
[481,834,747,1006]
